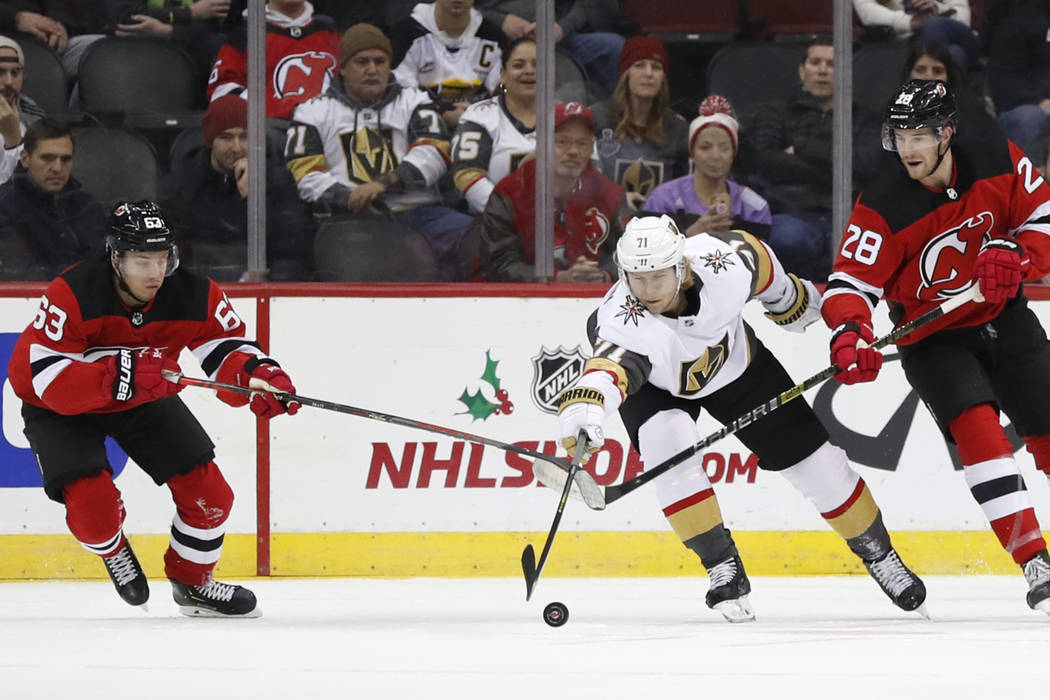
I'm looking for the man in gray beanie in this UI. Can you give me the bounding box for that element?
[0,35,46,185]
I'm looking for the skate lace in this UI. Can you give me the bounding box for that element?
[196,579,236,602]
[103,547,140,587]
[869,550,914,597]
[708,557,738,589]
[1023,555,1050,588]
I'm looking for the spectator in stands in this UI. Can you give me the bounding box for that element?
[0,118,105,280]
[160,95,311,281]
[391,0,505,128]
[208,0,339,120]
[741,36,881,282]
[286,23,472,280]
[987,0,1050,159]
[450,37,535,213]
[478,101,625,282]
[590,35,687,212]
[642,95,771,240]
[852,0,979,73]
[0,5,68,52]
[476,0,625,100]
[0,36,45,185]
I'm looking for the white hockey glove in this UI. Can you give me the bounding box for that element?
[763,273,822,333]
[556,386,606,455]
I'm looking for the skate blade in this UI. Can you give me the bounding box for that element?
[913,603,930,620]
[713,595,755,623]
[177,605,262,619]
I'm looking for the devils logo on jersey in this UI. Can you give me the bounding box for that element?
[917,211,994,299]
[272,51,337,100]
[583,207,610,255]
[340,127,398,184]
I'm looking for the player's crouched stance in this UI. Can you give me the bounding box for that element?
[7,201,300,618]
[556,215,926,621]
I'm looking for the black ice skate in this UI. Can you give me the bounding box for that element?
[864,548,927,615]
[171,578,261,618]
[1022,550,1050,615]
[705,553,754,623]
[102,539,149,609]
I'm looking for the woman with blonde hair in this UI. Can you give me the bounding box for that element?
[590,35,688,210]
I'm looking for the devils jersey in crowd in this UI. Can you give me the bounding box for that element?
[584,231,792,402]
[286,78,451,212]
[9,256,268,415]
[480,159,623,280]
[390,2,504,111]
[207,3,339,120]
[451,95,536,212]
[823,138,1050,343]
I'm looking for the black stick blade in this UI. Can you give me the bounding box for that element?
[521,544,537,600]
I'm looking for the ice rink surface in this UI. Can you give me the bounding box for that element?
[2,575,1048,700]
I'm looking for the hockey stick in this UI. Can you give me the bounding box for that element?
[160,370,577,473]
[520,431,588,601]
[533,284,985,511]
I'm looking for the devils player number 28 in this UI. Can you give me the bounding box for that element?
[841,224,884,266]
[32,294,68,342]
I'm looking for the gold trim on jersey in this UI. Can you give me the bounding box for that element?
[287,154,328,182]
[583,357,629,397]
[454,167,488,194]
[764,273,809,326]
[717,229,774,297]
[413,136,452,160]
[826,485,879,539]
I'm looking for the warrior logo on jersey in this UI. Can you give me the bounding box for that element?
[583,208,610,255]
[272,51,336,100]
[918,211,994,299]
[679,332,731,395]
[615,295,646,326]
[340,127,398,184]
[530,345,588,414]
[701,250,735,273]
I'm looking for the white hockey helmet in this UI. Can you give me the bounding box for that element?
[615,214,687,288]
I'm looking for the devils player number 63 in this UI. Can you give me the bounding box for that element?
[841,224,884,266]
[31,294,67,342]
[213,296,243,332]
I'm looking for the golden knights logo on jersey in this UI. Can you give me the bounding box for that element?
[617,160,663,200]
[340,126,398,184]
[530,346,588,414]
[678,332,730,395]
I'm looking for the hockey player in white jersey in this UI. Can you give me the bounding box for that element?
[556,215,926,621]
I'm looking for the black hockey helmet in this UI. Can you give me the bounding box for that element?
[107,201,179,275]
[882,79,958,151]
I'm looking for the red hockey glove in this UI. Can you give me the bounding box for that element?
[974,238,1028,305]
[830,322,883,385]
[236,358,300,419]
[105,348,183,402]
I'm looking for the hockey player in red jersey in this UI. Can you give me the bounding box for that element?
[556,215,926,621]
[8,201,300,617]
[822,79,1050,614]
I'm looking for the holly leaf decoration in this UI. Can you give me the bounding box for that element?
[457,388,500,421]
[480,350,501,393]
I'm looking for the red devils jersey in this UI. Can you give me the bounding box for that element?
[207,18,340,120]
[8,257,269,415]
[823,139,1050,344]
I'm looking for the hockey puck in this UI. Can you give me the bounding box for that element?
[542,601,569,627]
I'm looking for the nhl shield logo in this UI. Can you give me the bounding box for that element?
[531,345,588,414]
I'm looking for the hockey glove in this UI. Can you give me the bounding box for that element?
[762,273,822,333]
[556,386,606,455]
[830,321,883,384]
[105,348,183,402]
[236,358,300,419]
[974,238,1028,305]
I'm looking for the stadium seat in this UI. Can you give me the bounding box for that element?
[77,38,201,122]
[554,51,589,105]
[706,42,804,118]
[70,125,160,208]
[853,42,910,118]
[168,126,204,170]
[313,216,439,282]
[746,0,835,40]
[621,0,738,40]
[15,33,68,115]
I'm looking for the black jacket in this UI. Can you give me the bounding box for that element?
[0,170,106,280]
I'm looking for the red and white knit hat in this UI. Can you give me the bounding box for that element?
[688,95,739,153]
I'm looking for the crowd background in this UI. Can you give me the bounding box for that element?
[0,0,1036,284]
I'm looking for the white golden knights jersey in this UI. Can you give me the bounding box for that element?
[451,95,537,212]
[585,231,797,402]
[285,81,450,211]
[391,3,503,111]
